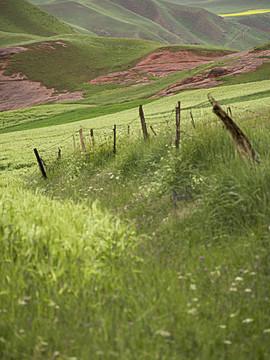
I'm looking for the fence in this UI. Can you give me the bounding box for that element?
[34,97,259,179]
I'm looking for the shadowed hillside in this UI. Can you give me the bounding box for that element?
[28,0,270,50]
[166,0,270,14]
[0,0,76,36]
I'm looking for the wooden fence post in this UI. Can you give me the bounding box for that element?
[175,101,180,149]
[79,128,87,155]
[139,105,149,141]
[34,148,47,179]
[190,110,195,129]
[208,95,258,163]
[128,125,130,140]
[57,148,61,160]
[90,129,95,146]
[113,124,116,155]
[72,134,77,151]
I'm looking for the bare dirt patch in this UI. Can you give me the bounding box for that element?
[0,46,83,111]
[1,46,269,111]
[89,48,270,98]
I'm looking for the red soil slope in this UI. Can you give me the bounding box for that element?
[0,46,269,111]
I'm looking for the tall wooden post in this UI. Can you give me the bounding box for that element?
[175,101,181,149]
[34,148,47,179]
[79,128,87,155]
[113,124,116,155]
[139,105,149,141]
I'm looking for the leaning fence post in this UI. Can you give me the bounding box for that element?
[208,95,258,163]
[34,148,47,179]
[175,101,180,149]
[79,128,87,155]
[113,124,117,155]
[139,105,149,141]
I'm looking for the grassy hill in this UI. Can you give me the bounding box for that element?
[0,0,76,37]
[2,35,162,91]
[233,13,270,34]
[167,0,270,14]
[27,0,270,50]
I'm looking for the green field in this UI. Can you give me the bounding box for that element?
[1,1,270,358]
[1,79,270,359]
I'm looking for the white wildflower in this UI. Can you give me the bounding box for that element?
[243,318,253,324]
[187,308,198,315]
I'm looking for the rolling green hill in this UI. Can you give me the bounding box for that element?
[0,0,76,37]
[27,0,270,50]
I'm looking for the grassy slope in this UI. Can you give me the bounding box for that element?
[28,0,270,50]
[39,0,183,44]
[3,35,161,92]
[166,0,270,13]
[2,38,270,132]
[0,82,269,359]
[0,0,76,36]
[234,13,270,34]
[164,4,270,49]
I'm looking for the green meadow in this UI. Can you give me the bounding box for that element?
[1,1,270,357]
[1,77,270,359]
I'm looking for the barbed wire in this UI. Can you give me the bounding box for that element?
[33,99,262,161]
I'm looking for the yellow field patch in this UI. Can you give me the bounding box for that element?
[220,9,270,17]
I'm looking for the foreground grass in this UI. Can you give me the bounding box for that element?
[1,97,269,359]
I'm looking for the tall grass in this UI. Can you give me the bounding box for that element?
[1,88,270,359]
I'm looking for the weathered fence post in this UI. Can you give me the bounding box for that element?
[139,105,149,141]
[57,148,61,160]
[190,110,195,129]
[175,101,180,149]
[90,129,95,146]
[128,125,130,140]
[34,148,47,179]
[79,128,87,155]
[72,134,77,151]
[113,124,117,155]
[208,95,258,163]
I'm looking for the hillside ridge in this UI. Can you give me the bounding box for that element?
[27,0,270,50]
